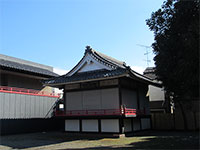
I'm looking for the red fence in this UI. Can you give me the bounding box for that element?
[55,108,146,117]
[0,86,60,98]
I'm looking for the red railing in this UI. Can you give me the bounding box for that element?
[0,86,60,98]
[124,108,146,116]
[55,108,146,117]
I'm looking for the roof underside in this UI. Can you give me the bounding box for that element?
[0,59,58,77]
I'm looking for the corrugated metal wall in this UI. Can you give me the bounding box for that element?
[0,92,57,119]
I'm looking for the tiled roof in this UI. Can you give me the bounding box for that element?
[143,67,157,80]
[43,67,160,87]
[44,68,128,85]
[43,46,161,86]
[90,48,126,69]
[0,59,58,77]
[66,46,126,76]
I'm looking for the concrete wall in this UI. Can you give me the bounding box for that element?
[0,92,57,119]
[65,88,119,110]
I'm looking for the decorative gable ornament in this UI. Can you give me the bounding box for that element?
[43,46,160,87]
[66,46,126,76]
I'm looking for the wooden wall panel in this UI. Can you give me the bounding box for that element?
[101,88,119,109]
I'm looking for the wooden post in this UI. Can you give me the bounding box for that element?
[119,118,124,134]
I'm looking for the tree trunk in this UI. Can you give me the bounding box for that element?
[177,100,188,130]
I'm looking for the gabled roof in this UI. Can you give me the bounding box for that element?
[89,48,126,69]
[44,68,128,85]
[66,46,126,76]
[143,67,157,80]
[43,46,161,87]
[0,54,58,77]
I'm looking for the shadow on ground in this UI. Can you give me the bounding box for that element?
[66,131,200,150]
[0,131,119,149]
[67,135,199,150]
[0,130,199,149]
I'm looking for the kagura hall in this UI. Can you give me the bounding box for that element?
[44,46,159,134]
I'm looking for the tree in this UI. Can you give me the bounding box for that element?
[146,0,199,129]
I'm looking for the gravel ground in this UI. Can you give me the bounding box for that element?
[0,131,199,150]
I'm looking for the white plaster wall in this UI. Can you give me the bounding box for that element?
[133,118,141,131]
[149,85,165,101]
[101,119,119,133]
[75,54,111,74]
[124,119,132,132]
[141,118,151,130]
[0,92,57,119]
[65,120,80,131]
[101,88,119,109]
[121,89,137,108]
[82,120,98,132]
[78,61,104,73]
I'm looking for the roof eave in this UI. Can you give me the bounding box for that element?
[0,66,58,78]
[128,69,162,87]
[43,74,128,88]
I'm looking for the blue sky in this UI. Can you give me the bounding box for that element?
[0,0,164,74]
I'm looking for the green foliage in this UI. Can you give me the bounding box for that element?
[146,0,199,99]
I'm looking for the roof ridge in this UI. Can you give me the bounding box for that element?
[0,54,53,72]
[0,59,58,77]
[85,46,126,68]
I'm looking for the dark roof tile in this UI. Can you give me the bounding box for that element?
[43,68,127,85]
[0,59,58,77]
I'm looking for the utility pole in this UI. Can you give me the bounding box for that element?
[137,44,151,67]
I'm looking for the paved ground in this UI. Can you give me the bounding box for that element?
[0,131,199,150]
